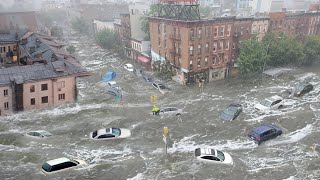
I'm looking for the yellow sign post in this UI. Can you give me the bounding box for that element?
[150,95,157,103]
[163,127,169,155]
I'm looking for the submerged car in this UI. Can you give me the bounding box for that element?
[106,81,122,90]
[255,95,284,111]
[292,82,313,97]
[90,128,131,140]
[25,130,53,138]
[102,71,116,82]
[106,88,122,97]
[195,148,234,165]
[152,81,169,94]
[124,64,134,71]
[41,157,86,175]
[158,107,183,116]
[248,124,282,145]
[220,103,242,121]
[133,68,144,76]
[142,75,153,83]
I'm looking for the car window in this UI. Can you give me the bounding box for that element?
[27,132,34,136]
[42,163,51,172]
[201,156,220,161]
[271,100,282,106]
[112,128,121,137]
[92,131,98,138]
[34,132,41,137]
[261,100,272,107]
[216,150,225,161]
[98,135,108,139]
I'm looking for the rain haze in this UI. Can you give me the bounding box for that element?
[1,0,320,179]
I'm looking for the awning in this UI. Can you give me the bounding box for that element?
[138,56,150,63]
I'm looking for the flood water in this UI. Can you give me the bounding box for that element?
[1,32,320,180]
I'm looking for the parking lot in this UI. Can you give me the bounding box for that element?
[1,33,320,179]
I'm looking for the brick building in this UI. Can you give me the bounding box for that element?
[0,11,38,32]
[149,17,235,85]
[114,14,132,58]
[0,32,90,116]
[252,17,269,41]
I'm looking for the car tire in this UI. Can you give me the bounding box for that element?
[279,105,283,108]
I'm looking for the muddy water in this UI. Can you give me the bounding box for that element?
[1,33,320,180]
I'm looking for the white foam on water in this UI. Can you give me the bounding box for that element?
[267,124,313,146]
[127,173,145,180]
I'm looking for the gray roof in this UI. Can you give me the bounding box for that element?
[0,32,89,85]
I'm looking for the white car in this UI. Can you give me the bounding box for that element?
[90,127,131,140]
[124,63,134,71]
[195,148,234,165]
[25,130,52,138]
[41,157,86,175]
[97,81,121,91]
[159,107,183,116]
[152,81,169,94]
[255,95,284,111]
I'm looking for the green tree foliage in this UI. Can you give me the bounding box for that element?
[237,37,267,77]
[268,34,305,66]
[200,6,211,17]
[303,35,320,65]
[71,17,90,34]
[153,61,175,80]
[95,28,117,50]
[66,45,76,54]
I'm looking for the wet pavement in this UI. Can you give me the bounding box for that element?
[1,32,320,180]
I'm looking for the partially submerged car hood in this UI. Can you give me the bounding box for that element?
[255,103,268,111]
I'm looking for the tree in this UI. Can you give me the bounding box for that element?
[71,17,90,34]
[268,34,305,66]
[95,28,117,50]
[237,37,267,77]
[66,46,76,54]
[303,35,320,65]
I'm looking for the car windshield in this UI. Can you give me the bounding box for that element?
[216,150,225,161]
[159,85,166,89]
[224,106,237,115]
[42,163,51,172]
[92,131,98,138]
[40,131,52,137]
[260,99,272,107]
[295,84,306,92]
[112,128,121,137]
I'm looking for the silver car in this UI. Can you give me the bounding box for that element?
[159,107,183,116]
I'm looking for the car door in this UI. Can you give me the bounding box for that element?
[271,100,282,109]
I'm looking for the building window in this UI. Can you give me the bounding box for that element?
[164,25,166,33]
[178,42,181,54]
[178,57,181,65]
[164,39,167,48]
[190,45,194,55]
[232,42,235,49]
[31,98,35,105]
[246,27,249,34]
[220,26,225,37]
[205,43,209,53]
[173,27,176,37]
[240,27,244,35]
[198,28,202,39]
[225,55,229,63]
[227,25,231,36]
[3,89,8,97]
[213,41,217,52]
[189,60,193,70]
[264,24,267,32]
[206,26,210,38]
[205,57,208,65]
[258,25,261,32]
[57,81,65,89]
[197,58,201,67]
[198,44,201,54]
[41,84,48,91]
[158,37,161,46]
[165,53,167,60]
[226,39,229,50]
[214,27,218,37]
[41,96,48,103]
[30,85,35,93]
[213,56,217,64]
[219,40,224,50]
[4,102,9,109]
[158,24,161,33]
[58,93,65,100]
[190,29,194,40]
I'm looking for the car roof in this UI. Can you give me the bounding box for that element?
[253,125,273,134]
[229,103,241,107]
[108,81,116,84]
[199,148,216,156]
[46,157,71,166]
[267,95,282,101]
[97,128,110,135]
[125,64,133,67]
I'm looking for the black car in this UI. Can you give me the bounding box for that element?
[142,75,153,83]
[133,68,144,76]
[293,82,313,97]
[220,103,242,121]
[248,124,282,145]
